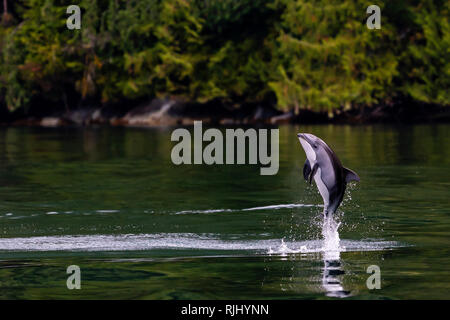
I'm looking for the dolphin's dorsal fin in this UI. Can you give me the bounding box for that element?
[344,167,360,183]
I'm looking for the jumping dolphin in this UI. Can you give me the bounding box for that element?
[297,133,360,217]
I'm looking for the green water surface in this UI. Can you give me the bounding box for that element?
[0,124,449,299]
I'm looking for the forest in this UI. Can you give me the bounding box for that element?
[0,0,448,122]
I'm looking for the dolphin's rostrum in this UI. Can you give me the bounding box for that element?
[297,133,360,216]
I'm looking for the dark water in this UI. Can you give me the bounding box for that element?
[0,124,449,299]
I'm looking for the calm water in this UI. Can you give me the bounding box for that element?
[0,124,449,299]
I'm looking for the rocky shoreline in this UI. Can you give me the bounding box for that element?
[1,98,449,127]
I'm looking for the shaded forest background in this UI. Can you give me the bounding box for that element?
[0,0,448,121]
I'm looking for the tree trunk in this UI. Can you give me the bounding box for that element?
[294,100,299,115]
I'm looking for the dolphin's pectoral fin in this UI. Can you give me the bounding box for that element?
[344,167,360,183]
[308,163,318,185]
[303,159,311,181]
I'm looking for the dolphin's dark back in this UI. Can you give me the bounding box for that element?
[318,139,346,214]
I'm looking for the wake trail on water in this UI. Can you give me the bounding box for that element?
[0,232,402,253]
[0,204,402,254]
[0,203,318,219]
[174,203,317,215]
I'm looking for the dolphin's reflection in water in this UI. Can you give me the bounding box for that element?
[320,215,351,298]
[271,249,352,298]
[322,250,351,298]
[271,216,353,297]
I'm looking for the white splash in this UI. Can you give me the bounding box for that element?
[322,215,342,253]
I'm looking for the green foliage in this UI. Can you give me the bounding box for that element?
[403,0,449,105]
[1,0,205,111]
[268,0,399,112]
[0,0,448,113]
[87,0,204,102]
[1,0,72,111]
